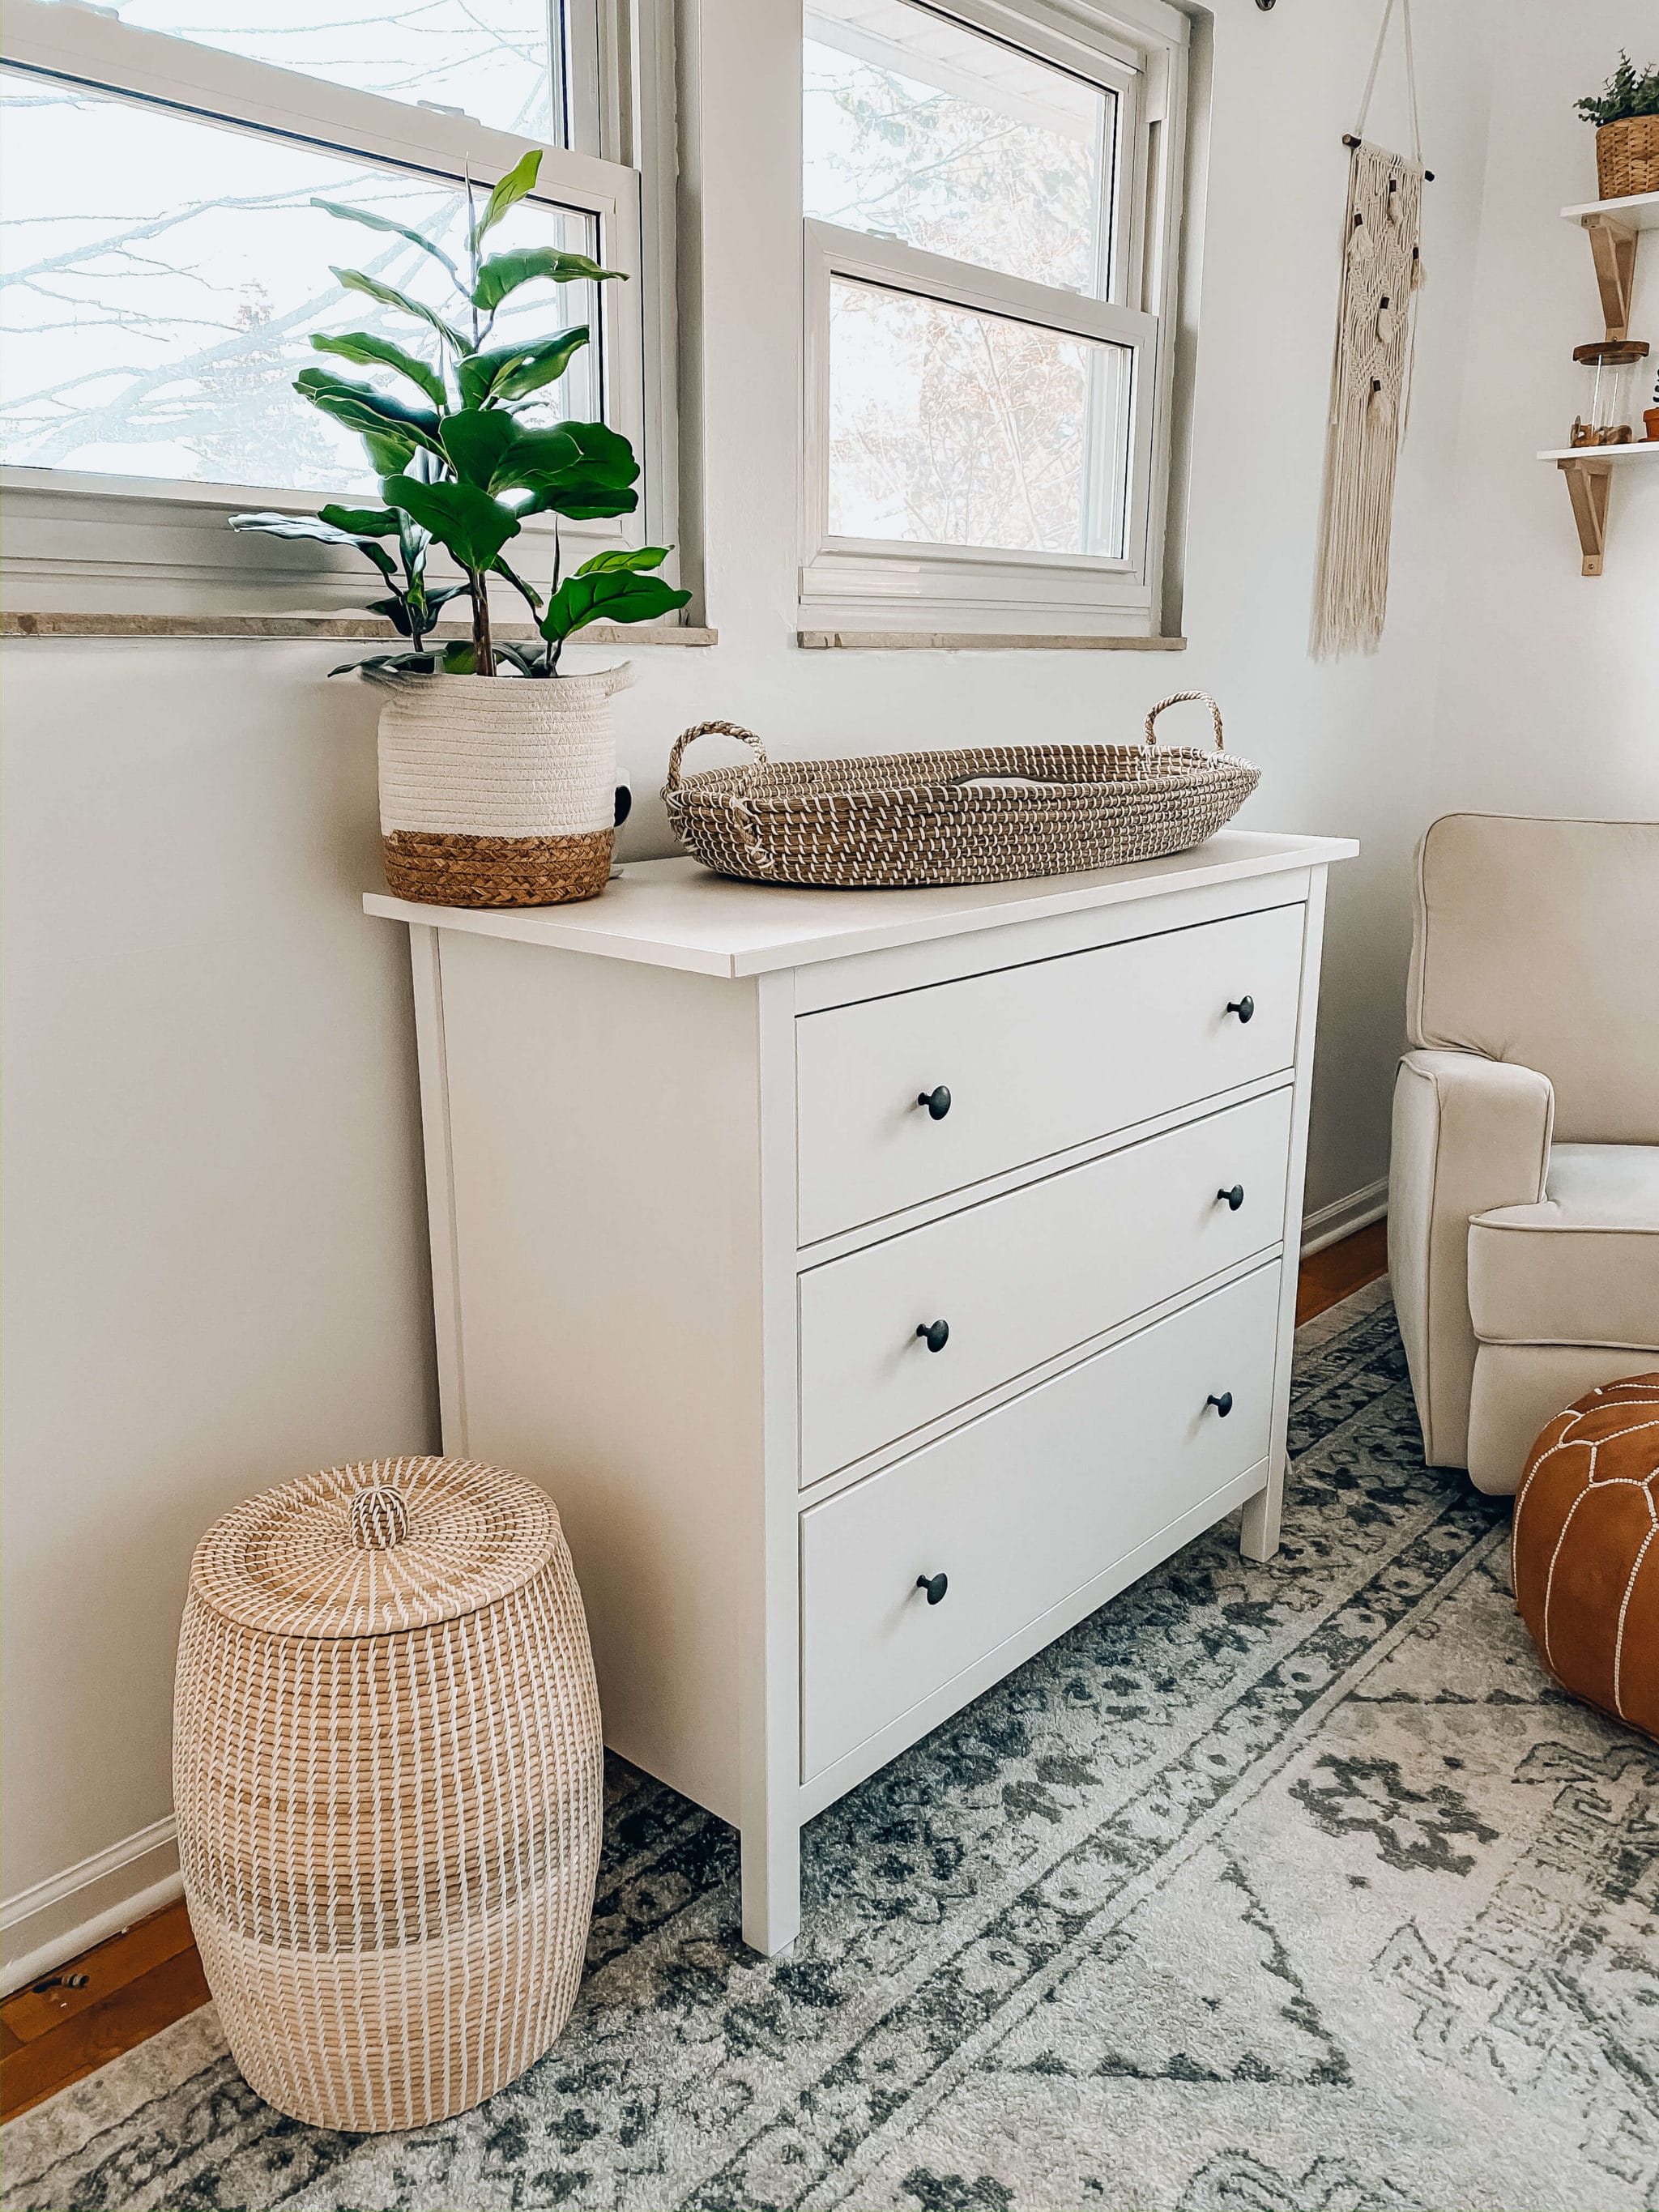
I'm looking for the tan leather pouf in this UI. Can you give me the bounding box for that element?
[1512,1376,1659,1741]
[174,1456,603,2132]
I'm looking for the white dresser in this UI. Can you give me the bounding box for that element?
[368,827,1355,1954]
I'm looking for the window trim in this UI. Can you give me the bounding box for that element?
[0,0,681,612]
[798,0,1189,641]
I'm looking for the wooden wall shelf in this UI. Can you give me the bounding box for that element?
[1540,443,1659,576]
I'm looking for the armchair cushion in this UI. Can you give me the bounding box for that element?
[1389,1048,1554,1467]
[1406,814,1659,1144]
[1469,1144,1659,1350]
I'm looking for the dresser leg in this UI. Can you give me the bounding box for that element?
[1239,1468,1283,1561]
[740,1817,801,1955]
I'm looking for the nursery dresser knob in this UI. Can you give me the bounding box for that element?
[1226,996,1256,1024]
[917,1319,950,1353]
[916,1572,949,1605]
[918,1085,953,1119]
[1207,1392,1235,1419]
[1218,1183,1246,1211]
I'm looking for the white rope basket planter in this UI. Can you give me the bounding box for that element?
[173,1455,603,2133]
[663,695,1260,889]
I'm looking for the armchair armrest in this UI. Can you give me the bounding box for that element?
[1388,1049,1555,1467]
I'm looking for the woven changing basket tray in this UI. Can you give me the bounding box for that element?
[174,1455,602,2133]
[663,693,1260,889]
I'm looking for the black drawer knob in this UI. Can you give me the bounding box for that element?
[1226,995,1256,1024]
[917,1319,950,1353]
[917,1571,949,1605]
[918,1085,953,1120]
[1218,1183,1246,1211]
[1207,1391,1235,1417]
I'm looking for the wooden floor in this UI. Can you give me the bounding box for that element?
[1,1220,1389,2125]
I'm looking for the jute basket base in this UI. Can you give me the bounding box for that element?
[194,1889,585,2133]
[383,828,613,907]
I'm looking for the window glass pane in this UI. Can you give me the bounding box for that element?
[0,70,599,494]
[51,0,561,143]
[827,278,1131,557]
[804,0,1113,297]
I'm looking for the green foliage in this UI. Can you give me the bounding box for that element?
[243,145,677,675]
[1575,52,1659,126]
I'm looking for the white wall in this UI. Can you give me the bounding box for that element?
[2,0,1653,1965]
[1431,0,1659,822]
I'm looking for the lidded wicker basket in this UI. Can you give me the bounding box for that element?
[174,1455,603,2133]
[663,693,1260,890]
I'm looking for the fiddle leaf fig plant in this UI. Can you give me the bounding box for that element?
[230,148,688,676]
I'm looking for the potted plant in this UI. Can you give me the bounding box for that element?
[1646,369,1659,444]
[232,151,689,908]
[1574,52,1659,201]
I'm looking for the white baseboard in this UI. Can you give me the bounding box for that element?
[1300,1176,1388,1257]
[1,1816,181,1999]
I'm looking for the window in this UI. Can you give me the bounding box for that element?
[0,0,676,591]
[800,0,1188,638]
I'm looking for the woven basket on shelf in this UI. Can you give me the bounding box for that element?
[662,693,1260,890]
[1597,116,1659,199]
[174,1455,602,2133]
[378,666,632,909]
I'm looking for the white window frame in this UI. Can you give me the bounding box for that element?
[799,0,1188,640]
[0,0,680,614]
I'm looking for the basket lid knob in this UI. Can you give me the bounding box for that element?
[349,1485,410,1551]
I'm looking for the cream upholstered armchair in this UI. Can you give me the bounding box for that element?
[1388,814,1659,1494]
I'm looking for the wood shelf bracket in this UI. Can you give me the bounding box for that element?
[1557,454,1614,576]
[1581,212,1638,340]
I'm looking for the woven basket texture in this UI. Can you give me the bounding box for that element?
[661,695,1259,889]
[1597,116,1659,198]
[174,1455,603,2133]
[378,667,629,908]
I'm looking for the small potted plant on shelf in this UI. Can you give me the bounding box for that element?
[232,151,689,909]
[1574,51,1659,201]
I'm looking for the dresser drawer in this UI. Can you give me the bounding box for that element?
[800,1264,1281,1782]
[798,1086,1291,1486]
[795,901,1304,1244]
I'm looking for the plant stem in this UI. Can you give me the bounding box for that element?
[469,569,495,677]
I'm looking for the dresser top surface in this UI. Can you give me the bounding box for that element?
[365,830,1357,978]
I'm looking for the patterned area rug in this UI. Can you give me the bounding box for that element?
[6,1284,1657,2212]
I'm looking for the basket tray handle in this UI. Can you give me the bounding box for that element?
[1144,693,1226,752]
[663,721,775,874]
[664,720,770,792]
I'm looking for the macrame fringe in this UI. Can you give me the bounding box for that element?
[1311,0,1427,661]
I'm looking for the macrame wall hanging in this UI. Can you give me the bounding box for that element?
[1310,0,1429,660]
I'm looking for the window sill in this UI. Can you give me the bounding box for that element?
[796,629,1186,652]
[1,612,718,646]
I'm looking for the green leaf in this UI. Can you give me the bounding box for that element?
[318,503,401,537]
[228,507,397,577]
[332,650,441,681]
[361,594,416,636]
[508,420,641,518]
[331,267,470,354]
[455,326,590,409]
[381,475,522,573]
[310,330,446,408]
[469,148,541,249]
[362,427,419,475]
[539,567,691,645]
[441,641,479,674]
[311,198,461,282]
[471,248,625,312]
[441,407,520,489]
[493,640,549,677]
[492,552,544,611]
[574,545,670,575]
[295,365,444,454]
